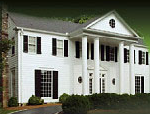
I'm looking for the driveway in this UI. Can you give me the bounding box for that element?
[11,105,62,114]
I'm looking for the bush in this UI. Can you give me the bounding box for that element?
[28,95,44,105]
[8,97,18,107]
[62,95,90,114]
[59,93,70,103]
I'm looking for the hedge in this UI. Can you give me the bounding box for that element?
[62,94,90,114]
[62,93,150,114]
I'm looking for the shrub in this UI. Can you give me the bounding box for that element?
[8,97,18,107]
[62,95,90,114]
[59,93,70,103]
[28,95,44,105]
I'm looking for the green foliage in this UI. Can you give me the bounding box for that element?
[8,97,18,107]
[28,95,44,105]
[62,93,150,114]
[59,93,70,103]
[62,94,90,114]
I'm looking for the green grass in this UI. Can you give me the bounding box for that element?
[88,109,150,114]
[0,108,16,114]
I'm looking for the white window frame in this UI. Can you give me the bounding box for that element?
[109,47,115,61]
[28,36,37,53]
[142,52,145,64]
[100,73,106,93]
[41,70,53,98]
[57,39,64,57]
[135,76,141,94]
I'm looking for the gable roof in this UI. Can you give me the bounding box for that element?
[9,12,81,34]
[9,10,141,39]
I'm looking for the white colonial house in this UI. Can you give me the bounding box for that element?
[7,10,150,104]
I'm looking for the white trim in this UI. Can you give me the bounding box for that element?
[16,27,67,37]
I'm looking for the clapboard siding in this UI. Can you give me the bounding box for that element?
[8,17,19,99]
[8,26,150,103]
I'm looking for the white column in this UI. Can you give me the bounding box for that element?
[94,38,100,93]
[129,44,135,94]
[119,41,124,94]
[82,36,88,95]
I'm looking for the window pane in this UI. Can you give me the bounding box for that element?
[29,37,36,44]
[29,45,36,53]
[57,40,63,48]
[57,48,63,56]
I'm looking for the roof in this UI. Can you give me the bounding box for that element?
[9,11,144,45]
[9,12,81,34]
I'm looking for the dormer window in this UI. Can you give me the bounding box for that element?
[109,19,115,28]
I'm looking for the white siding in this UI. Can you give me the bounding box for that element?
[89,13,134,36]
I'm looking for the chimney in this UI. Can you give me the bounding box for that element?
[0,4,9,108]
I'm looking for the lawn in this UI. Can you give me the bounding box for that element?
[88,109,150,114]
[0,108,16,114]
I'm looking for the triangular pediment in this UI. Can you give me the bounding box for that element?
[85,10,138,37]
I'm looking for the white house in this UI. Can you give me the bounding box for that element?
[7,10,150,104]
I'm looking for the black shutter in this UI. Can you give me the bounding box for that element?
[134,50,135,64]
[37,37,41,54]
[23,35,28,53]
[124,48,127,63]
[91,43,94,60]
[106,46,110,61]
[35,70,41,97]
[141,76,144,93]
[87,43,89,59]
[53,71,58,99]
[146,52,149,65]
[75,41,80,58]
[101,45,104,61]
[115,47,118,62]
[52,38,57,56]
[64,40,68,57]
[139,50,142,65]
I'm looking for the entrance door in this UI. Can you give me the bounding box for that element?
[100,73,106,93]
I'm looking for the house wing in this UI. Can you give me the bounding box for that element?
[85,10,139,37]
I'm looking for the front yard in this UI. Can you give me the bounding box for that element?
[88,109,150,114]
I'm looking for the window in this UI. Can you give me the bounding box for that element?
[127,49,129,63]
[102,79,105,93]
[12,37,15,55]
[124,48,129,63]
[78,77,82,83]
[52,38,68,57]
[142,52,145,64]
[109,47,115,61]
[11,69,15,97]
[89,79,92,94]
[28,36,36,53]
[57,40,63,56]
[135,76,144,94]
[12,45,15,55]
[41,70,52,97]
[100,74,106,93]
[109,19,115,28]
